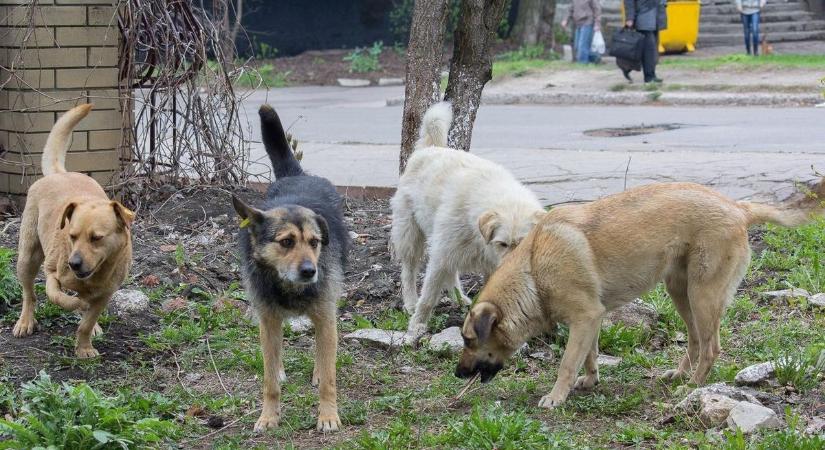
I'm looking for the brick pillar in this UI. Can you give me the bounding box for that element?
[0,1,125,200]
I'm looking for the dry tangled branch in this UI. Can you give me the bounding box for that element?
[118,0,266,206]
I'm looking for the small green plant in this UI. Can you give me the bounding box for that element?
[0,371,178,449]
[174,242,186,270]
[599,323,650,355]
[773,344,824,392]
[344,41,383,73]
[433,405,567,448]
[0,248,21,308]
[256,41,278,59]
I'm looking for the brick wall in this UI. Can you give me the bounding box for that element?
[0,0,124,199]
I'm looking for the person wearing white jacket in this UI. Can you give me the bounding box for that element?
[737,0,767,55]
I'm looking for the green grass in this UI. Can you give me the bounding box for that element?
[235,63,291,88]
[753,217,825,292]
[0,248,21,308]
[0,371,179,449]
[660,53,825,70]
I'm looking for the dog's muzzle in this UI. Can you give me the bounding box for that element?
[68,254,92,279]
[455,360,503,383]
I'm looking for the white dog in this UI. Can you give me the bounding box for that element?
[391,102,545,337]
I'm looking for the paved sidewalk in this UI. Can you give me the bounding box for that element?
[243,87,824,205]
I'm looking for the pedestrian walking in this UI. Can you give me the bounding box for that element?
[623,0,667,83]
[562,0,603,64]
[737,0,766,55]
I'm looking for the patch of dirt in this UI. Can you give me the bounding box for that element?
[263,48,407,87]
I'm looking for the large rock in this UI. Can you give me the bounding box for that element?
[427,326,463,353]
[760,288,810,301]
[109,289,150,315]
[676,383,762,412]
[698,393,740,426]
[287,317,313,334]
[809,293,825,307]
[604,299,658,329]
[734,362,776,386]
[343,328,414,349]
[597,354,623,366]
[726,401,782,433]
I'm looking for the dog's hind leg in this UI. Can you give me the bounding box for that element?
[13,214,44,337]
[408,251,454,337]
[309,302,341,432]
[661,270,699,381]
[574,327,601,390]
[254,308,284,432]
[391,196,425,314]
[685,243,749,385]
[451,272,473,306]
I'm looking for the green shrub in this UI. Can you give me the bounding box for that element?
[0,371,179,449]
[599,323,650,356]
[434,405,566,448]
[773,344,825,392]
[0,247,21,308]
[344,42,384,73]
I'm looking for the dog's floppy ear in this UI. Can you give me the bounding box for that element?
[231,195,264,227]
[478,210,500,243]
[60,202,77,229]
[473,303,499,345]
[111,202,135,229]
[314,214,329,245]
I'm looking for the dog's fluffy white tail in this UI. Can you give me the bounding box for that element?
[416,102,452,149]
[41,104,93,176]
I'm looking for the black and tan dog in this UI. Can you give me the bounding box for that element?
[233,105,348,432]
[456,178,824,408]
[13,104,134,358]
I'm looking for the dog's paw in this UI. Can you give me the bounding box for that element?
[574,375,599,390]
[406,322,428,341]
[76,346,100,358]
[538,394,565,409]
[254,413,280,432]
[12,317,37,337]
[91,323,103,337]
[316,411,341,432]
[659,368,686,381]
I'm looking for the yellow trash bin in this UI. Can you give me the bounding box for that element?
[620,0,702,53]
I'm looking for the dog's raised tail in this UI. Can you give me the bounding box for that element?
[41,104,92,176]
[416,101,452,149]
[740,177,825,227]
[259,104,303,179]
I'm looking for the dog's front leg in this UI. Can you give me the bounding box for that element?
[255,310,283,432]
[75,300,106,358]
[45,274,84,311]
[539,315,602,409]
[310,306,341,432]
[574,329,601,390]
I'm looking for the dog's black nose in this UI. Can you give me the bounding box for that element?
[299,262,316,279]
[68,254,83,271]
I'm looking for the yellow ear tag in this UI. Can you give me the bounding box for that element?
[239,218,251,228]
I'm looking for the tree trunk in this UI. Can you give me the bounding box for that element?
[444,0,509,151]
[399,0,449,174]
[511,0,556,47]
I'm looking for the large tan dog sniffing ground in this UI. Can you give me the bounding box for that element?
[456,180,824,408]
[12,104,134,358]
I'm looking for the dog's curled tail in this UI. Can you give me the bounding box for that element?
[416,101,452,149]
[259,104,303,179]
[740,177,825,227]
[41,104,92,176]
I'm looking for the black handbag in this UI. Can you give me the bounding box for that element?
[609,28,645,62]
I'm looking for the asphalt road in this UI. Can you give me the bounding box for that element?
[239,86,824,204]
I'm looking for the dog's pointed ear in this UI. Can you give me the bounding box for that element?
[232,195,263,227]
[473,303,500,345]
[315,214,329,245]
[60,202,77,229]
[111,202,135,229]
[478,210,500,243]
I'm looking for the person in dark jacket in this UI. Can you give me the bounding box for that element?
[624,0,667,83]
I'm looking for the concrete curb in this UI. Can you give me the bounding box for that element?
[386,91,823,107]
